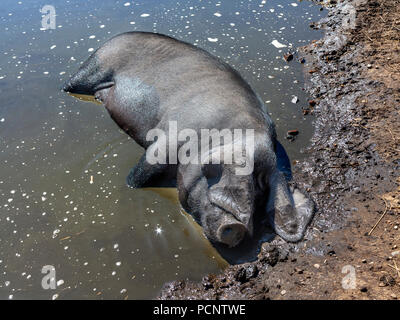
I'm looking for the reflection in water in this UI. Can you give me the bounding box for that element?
[0,0,325,299]
[148,188,228,268]
[68,93,102,105]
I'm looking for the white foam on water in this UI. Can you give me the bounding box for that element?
[207,37,218,43]
[271,40,287,48]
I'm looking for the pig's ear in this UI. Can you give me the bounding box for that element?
[176,163,205,210]
[266,170,314,242]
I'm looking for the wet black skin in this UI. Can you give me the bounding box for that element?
[63,32,314,248]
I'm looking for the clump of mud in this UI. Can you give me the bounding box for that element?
[159,0,400,300]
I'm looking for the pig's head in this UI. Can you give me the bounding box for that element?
[177,163,256,248]
[177,141,314,248]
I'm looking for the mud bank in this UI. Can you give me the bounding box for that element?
[159,0,400,300]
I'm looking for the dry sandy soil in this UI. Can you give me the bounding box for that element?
[159,0,400,300]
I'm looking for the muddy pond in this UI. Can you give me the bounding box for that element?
[0,0,325,299]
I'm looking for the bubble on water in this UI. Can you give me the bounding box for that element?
[213,12,222,17]
[207,37,218,43]
[140,13,150,18]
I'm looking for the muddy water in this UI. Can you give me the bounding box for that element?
[0,0,325,299]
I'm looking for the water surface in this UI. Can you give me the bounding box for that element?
[0,0,325,299]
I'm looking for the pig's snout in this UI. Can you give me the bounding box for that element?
[216,216,247,248]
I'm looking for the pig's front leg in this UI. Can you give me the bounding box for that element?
[126,154,168,188]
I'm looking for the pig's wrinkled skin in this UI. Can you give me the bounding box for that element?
[63,32,314,248]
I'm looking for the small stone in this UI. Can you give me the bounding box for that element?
[362,259,367,263]
[360,286,368,293]
[235,264,259,284]
[391,293,397,299]
[314,264,320,269]
[391,250,400,257]
[281,290,286,295]
[295,267,304,274]
[284,53,294,62]
[308,100,317,107]
[287,129,299,136]
[258,244,280,266]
